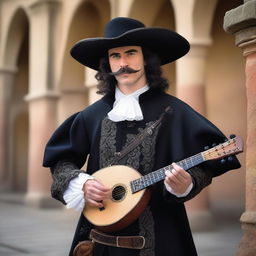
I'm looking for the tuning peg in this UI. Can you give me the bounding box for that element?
[228,156,234,162]
[220,159,226,164]
[230,134,236,139]
[204,146,209,150]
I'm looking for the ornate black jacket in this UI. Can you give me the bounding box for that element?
[43,88,240,256]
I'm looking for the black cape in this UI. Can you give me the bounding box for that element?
[43,89,241,256]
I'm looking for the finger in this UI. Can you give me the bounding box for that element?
[87,193,107,202]
[86,198,104,208]
[87,186,109,196]
[90,180,110,192]
[86,187,110,201]
[165,170,181,185]
[171,169,190,183]
[172,163,190,180]
[84,188,110,204]
[165,167,185,183]
[96,182,111,192]
[84,180,110,195]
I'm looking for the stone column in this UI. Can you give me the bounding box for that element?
[176,43,212,230]
[176,44,209,115]
[224,1,256,255]
[0,67,17,189]
[25,93,59,207]
[25,0,60,207]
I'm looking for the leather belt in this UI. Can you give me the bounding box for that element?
[90,229,145,249]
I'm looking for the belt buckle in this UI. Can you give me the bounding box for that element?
[116,236,121,247]
[137,236,145,249]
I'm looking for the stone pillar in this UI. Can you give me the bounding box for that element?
[25,93,59,207]
[25,0,60,207]
[176,44,209,115]
[0,67,17,189]
[176,43,212,230]
[224,1,256,255]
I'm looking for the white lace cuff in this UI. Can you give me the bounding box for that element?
[164,181,193,197]
[63,173,94,211]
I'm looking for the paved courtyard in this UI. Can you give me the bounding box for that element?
[0,197,243,256]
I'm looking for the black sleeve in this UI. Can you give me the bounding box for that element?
[42,112,91,204]
[42,112,90,169]
[163,166,212,203]
[173,99,241,177]
[50,160,85,204]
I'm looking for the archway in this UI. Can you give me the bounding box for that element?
[58,0,110,122]
[3,8,29,192]
[128,0,176,95]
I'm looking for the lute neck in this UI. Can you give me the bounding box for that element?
[130,153,204,193]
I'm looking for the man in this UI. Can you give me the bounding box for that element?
[43,17,241,256]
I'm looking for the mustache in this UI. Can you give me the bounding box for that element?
[108,66,141,76]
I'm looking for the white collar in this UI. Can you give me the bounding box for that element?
[107,85,149,122]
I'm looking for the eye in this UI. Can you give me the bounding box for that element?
[109,53,120,59]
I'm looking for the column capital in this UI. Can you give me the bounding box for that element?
[0,66,18,75]
[224,1,256,48]
[224,0,256,34]
[184,43,210,58]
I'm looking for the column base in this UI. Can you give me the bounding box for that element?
[236,211,256,256]
[0,191,26,205]
[25,192,63,208]
[188,210,213,231]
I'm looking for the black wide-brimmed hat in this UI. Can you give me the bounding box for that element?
[70,17,190,70]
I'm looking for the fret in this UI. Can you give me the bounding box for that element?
[130,137,243,194]
[130,153,205,193]
[177,153,204,170]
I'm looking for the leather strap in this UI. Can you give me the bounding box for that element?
[110,106,171,165]
[90,229,145,250]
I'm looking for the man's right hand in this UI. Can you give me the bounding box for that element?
[82,179,110,208]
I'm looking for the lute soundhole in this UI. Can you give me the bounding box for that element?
[112,184,127,202]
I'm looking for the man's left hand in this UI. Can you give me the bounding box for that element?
[164,163,192,195]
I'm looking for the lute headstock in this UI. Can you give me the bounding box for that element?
[202,136,243,161]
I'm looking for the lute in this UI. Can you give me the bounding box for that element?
[83,136,243,232]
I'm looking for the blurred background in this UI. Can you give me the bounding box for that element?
[0,0,250,255]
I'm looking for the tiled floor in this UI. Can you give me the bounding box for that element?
[0,198,242,256]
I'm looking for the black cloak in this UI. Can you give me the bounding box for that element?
[43,88,241,256]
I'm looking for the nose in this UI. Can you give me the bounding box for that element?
[119,56,128,67]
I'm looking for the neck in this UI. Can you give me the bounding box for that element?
[117,83,147,95]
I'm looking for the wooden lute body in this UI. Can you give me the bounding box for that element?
[83,136,243,232]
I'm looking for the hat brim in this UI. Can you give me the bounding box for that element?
[70,27,190,70]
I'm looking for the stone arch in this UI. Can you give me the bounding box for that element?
[128,0,176,94]
[205,0,245,211]
[128,0,166,25]
[3,7,29,68]
[58,0,110,121]
[3,7,29,191]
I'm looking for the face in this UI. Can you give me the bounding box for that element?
[108,46,147,94]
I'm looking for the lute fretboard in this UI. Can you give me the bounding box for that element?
[130,136,243,193]
[130,153,204,193]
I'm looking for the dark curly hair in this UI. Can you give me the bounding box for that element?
[95,48,169,95]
